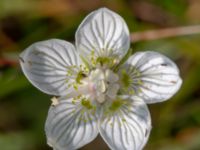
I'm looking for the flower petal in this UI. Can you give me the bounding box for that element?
[119,51,182,103]
[19,39,81,96]
[45,95,98,150]
[75,8,130,64]
[99,96,151,150]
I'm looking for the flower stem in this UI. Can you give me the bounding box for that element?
[131,25,200,42]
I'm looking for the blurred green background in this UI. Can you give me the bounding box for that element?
[0,0,200,150]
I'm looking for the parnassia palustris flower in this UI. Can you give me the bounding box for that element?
[19,7,182,150]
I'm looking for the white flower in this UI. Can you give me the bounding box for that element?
[19,8,182,150]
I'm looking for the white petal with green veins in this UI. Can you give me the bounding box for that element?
[20,39,81,96]
[99,96,151,150]
[75,8,130,64]
[120,51,182,103]
[45,96,98,150]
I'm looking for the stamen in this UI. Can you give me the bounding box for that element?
[88,68,120,103]
[76,71,87,84]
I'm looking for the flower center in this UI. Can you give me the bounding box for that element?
[89,68,120,103]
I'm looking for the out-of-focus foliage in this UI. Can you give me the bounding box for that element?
[0,0,200,150]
